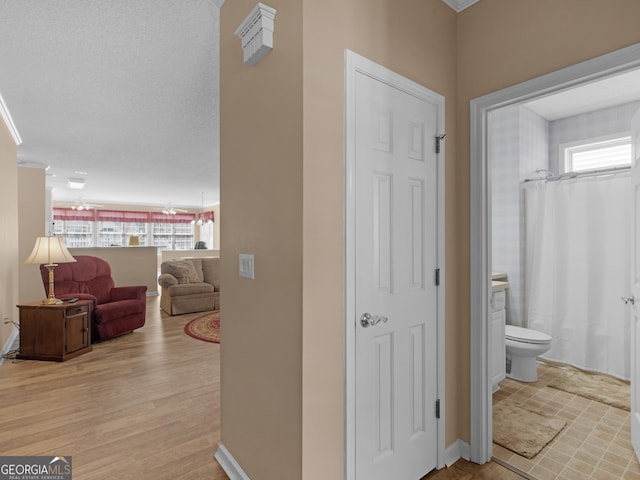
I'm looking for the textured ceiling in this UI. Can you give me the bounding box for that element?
[524,68,640,121]
[5,0,635,210]
[0,0,220,209]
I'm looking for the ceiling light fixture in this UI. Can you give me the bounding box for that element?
[67,177,85,189]
[158,203,186,215]
[192,192,213,226]
[71,199,103,211]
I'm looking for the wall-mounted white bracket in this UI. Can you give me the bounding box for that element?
[234,3,276,66]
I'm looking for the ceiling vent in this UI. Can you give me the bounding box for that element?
[67,177,86,189]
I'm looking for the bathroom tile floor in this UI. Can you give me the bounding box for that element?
[493,362,640,479]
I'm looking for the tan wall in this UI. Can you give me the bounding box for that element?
[220,1,640,478]
[456,0,640,443]
[212,203,220,249]
[0,115,19,352]
[219,1,303,480]
[220,1,457,478]
[301,1,458,478]
[68,247,159,295]
[18,167,46,304]
[161,249,219,263]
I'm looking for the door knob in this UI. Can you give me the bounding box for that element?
[360,313,389,328]
[622,295,635,305]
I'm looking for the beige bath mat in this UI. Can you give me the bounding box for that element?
[493,399,566,459]
[548,368,630,411]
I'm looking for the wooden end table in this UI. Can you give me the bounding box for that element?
[17,299,93,361]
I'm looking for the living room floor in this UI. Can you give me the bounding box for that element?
[0,296,532,480]
[0,296,229,480]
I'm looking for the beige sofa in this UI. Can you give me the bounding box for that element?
[158,257,220,315]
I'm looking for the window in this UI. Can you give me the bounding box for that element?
[53,208,196,249]
[55,220,92,247]
[124,222,147,245]
[98,222,124,247]
[174,222,195,250]
[151,222,195,250]
[563,134,632,174]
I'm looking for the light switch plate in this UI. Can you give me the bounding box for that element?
[239,253,255,279]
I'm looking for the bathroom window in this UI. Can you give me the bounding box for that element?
[562,134,632,174]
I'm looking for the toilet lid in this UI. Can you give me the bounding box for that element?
[505,325,551,344]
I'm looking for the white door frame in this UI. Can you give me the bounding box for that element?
[345,50,446,479]
[469,42,640,463]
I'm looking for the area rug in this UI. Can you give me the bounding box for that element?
[493,398,566,459]
[184,311,220,344]
[548,368,630,411]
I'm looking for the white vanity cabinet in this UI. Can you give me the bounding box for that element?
[491,281,508,391]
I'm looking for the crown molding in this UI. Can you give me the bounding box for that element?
[0,92,22,145]
[441,0,481,12]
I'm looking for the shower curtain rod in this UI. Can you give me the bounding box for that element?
[523,165,631,183]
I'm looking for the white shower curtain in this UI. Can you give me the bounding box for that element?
[524,173,631,380]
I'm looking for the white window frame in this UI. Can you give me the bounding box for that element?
[561,132,632,175]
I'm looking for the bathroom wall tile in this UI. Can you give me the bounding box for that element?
[492,101,640,339]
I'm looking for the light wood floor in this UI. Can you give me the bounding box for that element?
[0,296,230,479]
[0,296,522,480]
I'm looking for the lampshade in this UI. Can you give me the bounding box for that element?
[25,236,76,305]
[24,236,76,265]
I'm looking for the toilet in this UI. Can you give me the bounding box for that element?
[505,325,552,382]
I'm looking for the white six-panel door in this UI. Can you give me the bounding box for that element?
[351,65,441,479]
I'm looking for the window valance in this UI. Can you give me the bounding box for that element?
[149,212,195,224]
[53,208,96,221]
[54,208,196,224]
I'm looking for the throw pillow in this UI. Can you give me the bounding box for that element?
[168,261,200,284]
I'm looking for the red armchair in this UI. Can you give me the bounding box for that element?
[40,255,147,341]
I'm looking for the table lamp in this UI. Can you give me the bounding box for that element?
[24,236,77,304]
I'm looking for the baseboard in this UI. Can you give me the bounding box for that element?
[215,444,251,480]
[217,439,468,478]
[0,328,19,367]
[444,439,470,467]
[492,457,536,480]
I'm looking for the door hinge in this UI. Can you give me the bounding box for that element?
[435,399,441,419]
[435,134,446,154]
[435,268,440,286]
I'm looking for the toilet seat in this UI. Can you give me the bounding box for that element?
[505,325,551,345]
